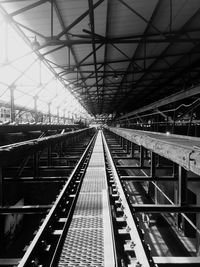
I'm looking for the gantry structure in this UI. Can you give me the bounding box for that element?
[0,1,200,267]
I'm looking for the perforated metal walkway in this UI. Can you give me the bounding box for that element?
[58,131,115,267]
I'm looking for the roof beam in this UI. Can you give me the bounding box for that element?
[116,6,200,113]
[56,0,104,39]
[15,21,47,39]
[101,0,111,113]
[42,44,66,56]
[64,50,200,68]
[117,0,166,38]
[9,0,48,17]
[42,37,200,47]
[112,0,162,110]
[58,67,194,75]
[52,0,94,114]
[78,43,104,67]
[118,84,200,120]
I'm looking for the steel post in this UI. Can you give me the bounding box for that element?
[130,142,135,158]
[57,106,60,124]
[178,166,188,206]
[48,145,52,167]
[10,85,15,122]
[0,167,3,206]
[139,145,144,167]
[33,152,39,178]
[34,95,38,123]
[48,102,51,123]
[150,151,156,177]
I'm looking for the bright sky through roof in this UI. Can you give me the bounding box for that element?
[0,13,89,119]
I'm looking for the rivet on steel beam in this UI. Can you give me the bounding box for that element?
[135,261,142,267]
[130,241,136,248]
[31,259,39,266]
[126,226,131,232]
[123,214,127,221]
[48,225,53,232]
[54,214,59,220]
[147,244,151,251]
[41,240,48,250]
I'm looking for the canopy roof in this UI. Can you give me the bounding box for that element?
[1,0,200,117]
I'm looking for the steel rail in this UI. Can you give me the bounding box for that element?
[102,132,154,267]
[17,131,97,267]
[0,128,92,166]
[108,127,200,176]
[104,129,200,262]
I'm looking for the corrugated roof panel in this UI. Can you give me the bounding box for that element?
[12,2,62,37]
[73,44,93,63]
[149,0,200,33]
[171,0,200,30]
[145,43,169,58]
[166,42,195,57]
[109,62,130,70]
[2,0,38,13]
[56,0,89,37]
[108,0,158,37]
[95,45,106,63]
[1,0,200,116]
[94,0,107,37]
[106,44,128,61]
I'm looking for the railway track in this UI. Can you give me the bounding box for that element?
[11,130,154,267]
[5,128,199,266]
[104,129,200,266]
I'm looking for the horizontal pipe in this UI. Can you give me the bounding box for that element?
[153,256,200,264]
[0,128,93,166]
[0,205,52,214]
[131,204,200,213]
[116,165,172,169]
[120,176,176,181]
[4,177,67,182]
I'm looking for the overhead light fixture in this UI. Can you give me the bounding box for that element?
[31,36,40,50]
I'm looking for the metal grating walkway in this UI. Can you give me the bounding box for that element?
[58,131,115,267]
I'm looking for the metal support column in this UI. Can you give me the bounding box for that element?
[126,140,130,153]
[63,109,66,124]
[172,162,179,179]
[48,145,52,166]
[0,169,3,255]
[139,145,144,167]
[10,85,15,122]
[57,106,60,124]
[178,166,188,206]
[120,136,123,148]
[150,151,157,204]
[34,95,38,123]
[196,194,200,256]
[48,102,51,123]
[150,151,156,177]
[59,142,63,157]
[33,152,39,178]
[123,138,126,150]
[0,168,3,206]
[130,142,135,158]
[121,137,125,149]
